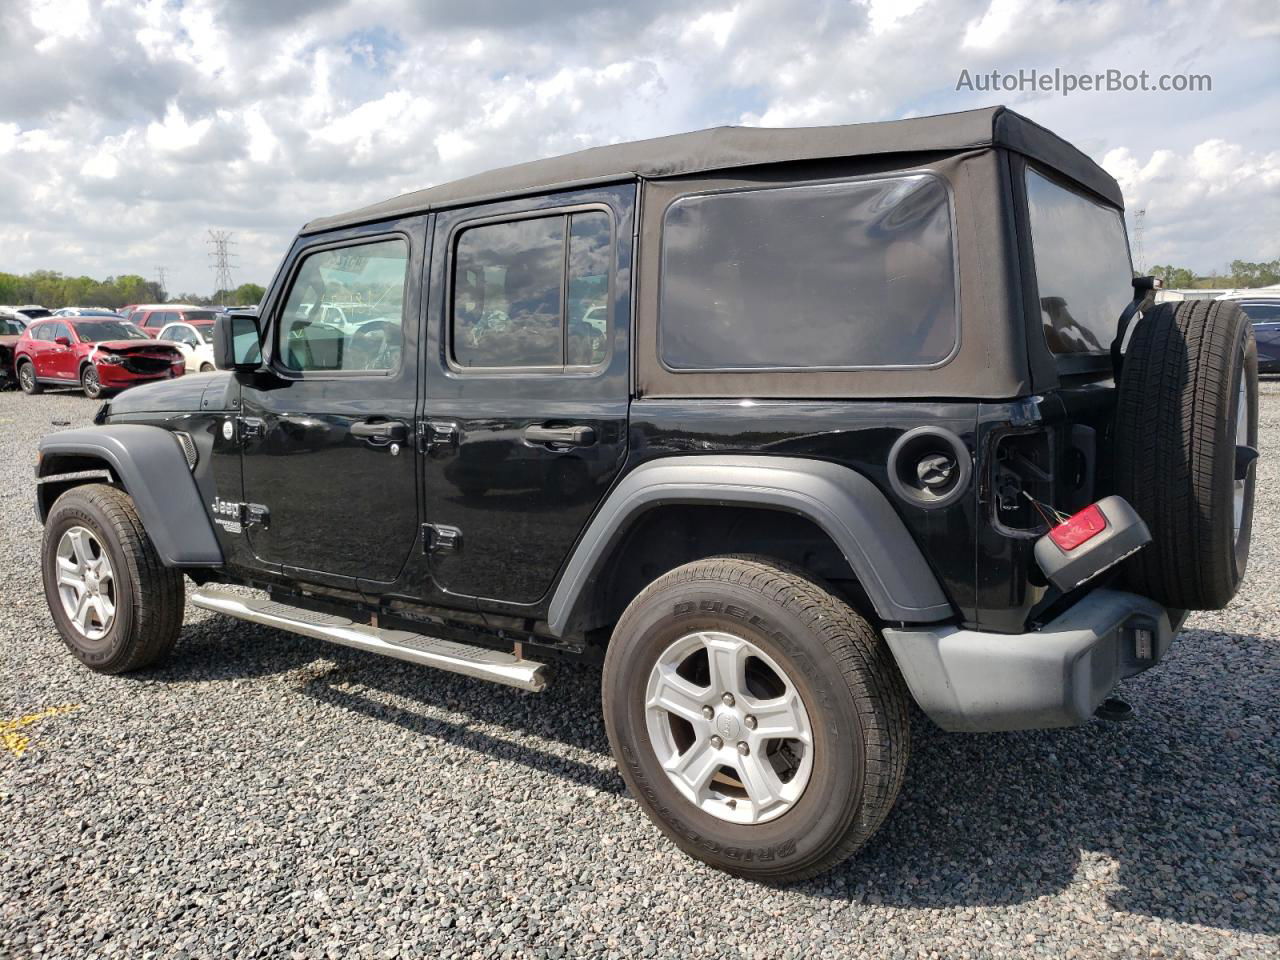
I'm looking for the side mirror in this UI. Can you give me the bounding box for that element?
[214,312,263,371]
[55,336,71,347]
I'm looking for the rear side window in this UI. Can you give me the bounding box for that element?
[451,210,611,370]
[659,175,957,370]
[31,323,54,341]
[1025,168,1133,355]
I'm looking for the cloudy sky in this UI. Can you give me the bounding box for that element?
[1,0,1277,296]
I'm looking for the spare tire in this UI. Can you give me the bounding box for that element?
[1113,299,1258,610]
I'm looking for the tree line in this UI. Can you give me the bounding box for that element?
[0,270,265,310]
[1148,259,1280,290]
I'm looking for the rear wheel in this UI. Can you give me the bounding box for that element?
[603,556,909,882]
[1114,299,1258,609]
[18,360,41,394]
[41,484,185,673]
[199,363,214,373]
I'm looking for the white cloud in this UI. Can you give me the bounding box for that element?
[0,0,1277,295]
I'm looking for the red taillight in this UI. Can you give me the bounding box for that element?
[1048,504,1108,551]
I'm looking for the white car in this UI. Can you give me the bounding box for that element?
[156,321,218,372]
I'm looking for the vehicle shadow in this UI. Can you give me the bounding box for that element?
[156,618,1277,935]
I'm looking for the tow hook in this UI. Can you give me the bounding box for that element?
[1094,696,1134,723]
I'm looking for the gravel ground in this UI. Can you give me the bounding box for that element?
[2,384,1278,960]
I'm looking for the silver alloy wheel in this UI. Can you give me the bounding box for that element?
[19,363,34,391]
[55,526,116,641]
[1234,345,1248,543]
[82,366,100,398]
[645,630,814,825]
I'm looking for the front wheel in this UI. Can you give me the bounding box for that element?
[41,484,185,673]
[603,556,910,882]
[199,363,214,373]
[80,364,103,399]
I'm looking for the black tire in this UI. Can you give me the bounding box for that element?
[603,555,909,882]
[80,363,103,399]
[1114,299,1258,609]
[41,484,185,673]
[18,359,41,395]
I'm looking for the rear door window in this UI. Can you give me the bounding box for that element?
[1025,168,1133,355]
[659,174,957,370]
[451,210,612,370]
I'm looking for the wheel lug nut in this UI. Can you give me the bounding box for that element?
[709,735,724,749]
[744,715,757,730]
[737,742,749,756]
[722,693,735,707]
[702,705,714,720]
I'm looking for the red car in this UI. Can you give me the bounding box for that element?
[16,317,185,399]
[132,305,219,336]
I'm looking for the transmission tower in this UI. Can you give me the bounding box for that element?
[154,265,168,300]
[206,230,238,303]
[1133,208,1147,275]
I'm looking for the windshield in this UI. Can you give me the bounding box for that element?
[195,325,215,343]
[73,320,152,343]
[185,310,217,322]
[1239,301,1280,323]
[18,308,51,319]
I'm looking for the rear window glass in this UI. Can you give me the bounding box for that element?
[184,310,217,322]
[1025,168,1133,355]
[659,174,957,370]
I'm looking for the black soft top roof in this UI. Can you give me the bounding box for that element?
[302,105,1121,235]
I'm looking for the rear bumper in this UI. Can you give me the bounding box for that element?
[883,589,1181,733]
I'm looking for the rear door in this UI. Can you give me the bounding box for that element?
[421,184,634,609]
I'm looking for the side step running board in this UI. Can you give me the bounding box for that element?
[190,587,548,692]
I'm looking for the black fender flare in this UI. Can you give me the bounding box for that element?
[37,425,223,567]
[546,455,953,635]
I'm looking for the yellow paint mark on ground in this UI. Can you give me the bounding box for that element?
[1,704,81,757]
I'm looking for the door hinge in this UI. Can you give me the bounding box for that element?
[238,416,265,442]
[419,420,460,456]
[421,523,462,554]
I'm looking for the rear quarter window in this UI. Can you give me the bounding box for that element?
[658,174,958,370]
[1025,167,1133,355]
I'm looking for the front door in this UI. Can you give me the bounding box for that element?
[421,185,634,609]
[46,321,77,381]
[238,217,427,588]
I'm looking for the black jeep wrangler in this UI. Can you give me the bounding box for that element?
[36,106,1258,882]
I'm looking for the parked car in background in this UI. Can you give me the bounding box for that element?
[119,303,168,323]
[0,313,24,389]
[133,305,219,336]
[2,305,52,324]
[1229,298,1280,373]
[51,308,127,318]
[156,320,218,372]
[15,317,185,398]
